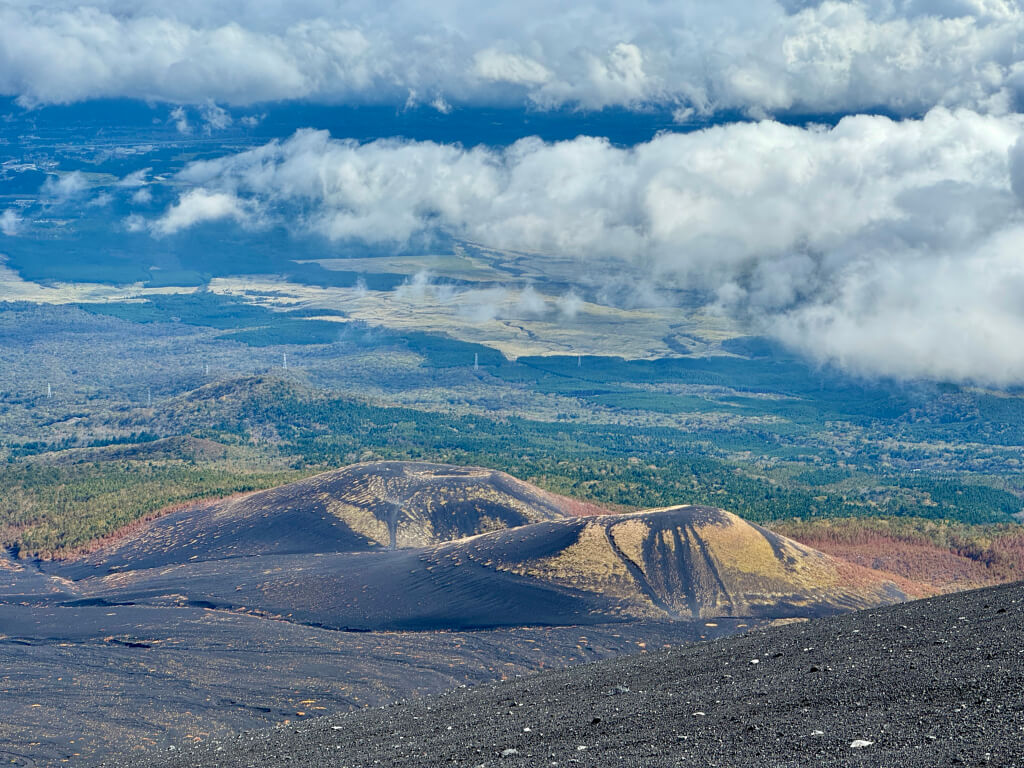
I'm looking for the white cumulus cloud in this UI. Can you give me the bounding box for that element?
[473,49,551,85]
[151,108,1024,384]
[170,106,191,134]
[772,228,1024,384]
[42,171,89,199]
[117,168,150,188]
[1,1,1023,115]
[200,101,233,132]
[151,189,249,235]
[0,209,21,235]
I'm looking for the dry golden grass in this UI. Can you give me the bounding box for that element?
[505,522,660,616]
[324,498,391,548]
[607,518,650,573]
[208,274,741,361]
[0,257,197,304]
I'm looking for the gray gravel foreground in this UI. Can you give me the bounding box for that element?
[113,581,1024,768]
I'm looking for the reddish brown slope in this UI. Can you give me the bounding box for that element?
[770,518,1024,593]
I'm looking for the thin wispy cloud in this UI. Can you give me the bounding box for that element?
[41,171,89,200]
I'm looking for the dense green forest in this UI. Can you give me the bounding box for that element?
[3,375,1020,557]
[2,295,1022,558]
[0,461,303,555]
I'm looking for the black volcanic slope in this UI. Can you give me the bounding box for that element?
[55,506,907,631]
[0,602,747,766]
[60,461,600,577]
[0,464,914,764]
[118,580,1024,768]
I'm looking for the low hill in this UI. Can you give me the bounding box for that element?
[33,436,230,465]
[65,506,909,631]
[116,580,1024,768]
[488,506,911,619]
[61,461,606,577]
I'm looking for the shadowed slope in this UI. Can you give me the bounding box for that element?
[59,461,604,577]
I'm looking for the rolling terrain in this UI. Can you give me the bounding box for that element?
[46,463,911,630]
[119,579,1024,768]
[0,461,922,764]
[0,598,748,766]
[53,505,909,632]
[61,461,604,576]
[3,19,1024,768]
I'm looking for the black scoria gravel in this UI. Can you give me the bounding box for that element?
[112,580,1024,768]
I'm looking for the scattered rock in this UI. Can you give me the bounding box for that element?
[502,748,520,757]
[850,739,874,749]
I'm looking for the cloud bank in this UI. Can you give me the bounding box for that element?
[2,1,1024,115]
[150,108,1024,384]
